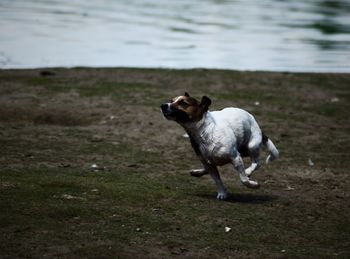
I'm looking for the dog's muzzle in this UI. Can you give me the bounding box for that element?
[161,103,170,113]
[161,103,177,121]
[161,103,172,116]
[161,103,190,122]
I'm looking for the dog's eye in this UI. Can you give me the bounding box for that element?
[178,100,189,108]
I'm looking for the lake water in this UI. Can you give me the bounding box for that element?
[1,0,350,72]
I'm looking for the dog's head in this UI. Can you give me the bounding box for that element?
[160,92,211,124]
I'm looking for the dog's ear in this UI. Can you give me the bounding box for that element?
[184,92,190,97]
[200,96,211,111]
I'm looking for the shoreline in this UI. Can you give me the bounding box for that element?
[1,66,350,74]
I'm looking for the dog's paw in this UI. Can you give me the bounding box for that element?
[242,180,260,189]
[216,191,229,200]
[190,169,207,178]
[245,168,253,176]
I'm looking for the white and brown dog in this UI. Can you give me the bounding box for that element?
[161,92,279,200]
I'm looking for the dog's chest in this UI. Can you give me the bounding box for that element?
[193,129,234,165]
[200,142,231,165]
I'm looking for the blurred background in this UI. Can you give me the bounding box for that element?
[0,0,349,72]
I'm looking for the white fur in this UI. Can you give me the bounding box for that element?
[265,139,279,164]
[183,108,279,200]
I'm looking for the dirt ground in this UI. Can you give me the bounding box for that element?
[0,68,349,258]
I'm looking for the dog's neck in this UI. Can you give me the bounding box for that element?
[181,111,215,140]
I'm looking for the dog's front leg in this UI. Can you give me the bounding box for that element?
[188,134,227,199]
[232,151,260,189]
[190,168,208,177]
[188,135,209,178]
[205,164,228,200]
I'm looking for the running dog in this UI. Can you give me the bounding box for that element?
[160,92,279,200]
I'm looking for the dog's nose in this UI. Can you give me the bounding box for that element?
[160,103,169,112]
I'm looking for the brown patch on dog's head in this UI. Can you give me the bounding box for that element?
[161,92,211,123]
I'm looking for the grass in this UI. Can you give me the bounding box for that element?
[2,166,348,258]
[0,68,349,258]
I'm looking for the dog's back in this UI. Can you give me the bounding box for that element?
[210,107,278,163]
[210,107,261,145]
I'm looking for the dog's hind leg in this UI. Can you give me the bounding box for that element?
[190,168,208,177]
[245,158,260,177]
[245,141,261,177]
[232,150,260,189]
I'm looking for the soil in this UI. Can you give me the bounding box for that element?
[0,68,349,258]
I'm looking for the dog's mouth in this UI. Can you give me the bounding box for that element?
[162,112,174,120]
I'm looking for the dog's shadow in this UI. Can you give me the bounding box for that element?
[198,192,276,204]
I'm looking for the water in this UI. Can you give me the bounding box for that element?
[1,0,350,72]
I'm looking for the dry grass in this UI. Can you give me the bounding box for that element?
[0,68,349,258]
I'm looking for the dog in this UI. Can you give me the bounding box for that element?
[161,92,279,200]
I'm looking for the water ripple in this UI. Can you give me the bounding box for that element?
[0,0,349,71]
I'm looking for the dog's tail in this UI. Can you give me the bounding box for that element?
[262,133,279,164]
